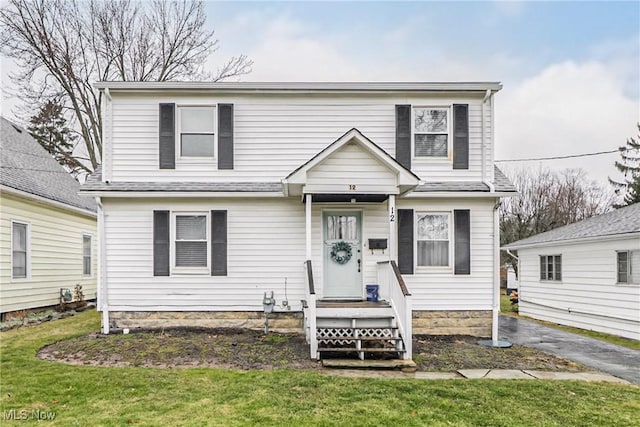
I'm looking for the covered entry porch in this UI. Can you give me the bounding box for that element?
[283,128,419,360]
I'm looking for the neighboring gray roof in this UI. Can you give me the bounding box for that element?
[415,166,517,193]
[503,203,640,249]
[0,117,96,212]
[81,168,283,193]
[95,81,503,93]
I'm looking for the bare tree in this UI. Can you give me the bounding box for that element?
[1,0,252,175]
[500,167,615,271]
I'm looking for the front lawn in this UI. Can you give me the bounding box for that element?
[1,311,639,426]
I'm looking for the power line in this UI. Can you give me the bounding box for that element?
[495,149,619,162]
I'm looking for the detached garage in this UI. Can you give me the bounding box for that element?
[503,203,640,341]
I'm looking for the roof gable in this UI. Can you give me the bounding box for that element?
[284,128,420,196]
[0,117,96,212]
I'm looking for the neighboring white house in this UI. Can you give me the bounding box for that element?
[0,117,97,319]
[503,203,640,341]
[81,82,516,360]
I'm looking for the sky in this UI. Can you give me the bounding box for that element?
[1,1,639,188]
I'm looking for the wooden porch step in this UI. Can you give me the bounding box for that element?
[317,336,402,342]
[316,314,394,319]
[319,326,398,330]
[318,347,402,353]
[322,359,416,369]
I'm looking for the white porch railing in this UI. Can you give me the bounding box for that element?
[303,260,318,359]
[377,260,412,360]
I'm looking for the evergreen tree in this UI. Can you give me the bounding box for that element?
[27,101,84,178]
[609,124,640,207]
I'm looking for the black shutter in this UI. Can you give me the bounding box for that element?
[211,210,227,276]
[218,104,234,169]
[397,209,414,275]
[159,103,175,169]
[153,210,170,276]
[452,104,469,170]
[454,209,471,275]
[395,105,411,170]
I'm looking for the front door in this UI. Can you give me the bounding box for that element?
[323,211,362,299]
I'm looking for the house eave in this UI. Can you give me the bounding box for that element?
[1,184,97,217]
[502,231,640,251]
[79,190,286,198]
[94,81,503,93]
[404,191,516,198]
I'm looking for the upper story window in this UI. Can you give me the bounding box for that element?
[414,107,449,158]
[540,255,562,281]
[179,106,215,158]
[12,221,29,279]
[416,212,451,267]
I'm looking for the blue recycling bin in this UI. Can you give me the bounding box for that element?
[366,284,379,302]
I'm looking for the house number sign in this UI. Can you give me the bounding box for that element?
[348,185,356,191]
[389,207,395,222]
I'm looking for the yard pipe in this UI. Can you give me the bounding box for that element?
[97,197,109,334]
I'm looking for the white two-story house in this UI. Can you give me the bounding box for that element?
[81,82,516,360]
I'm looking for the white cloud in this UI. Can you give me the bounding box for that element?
[495,60,639,186]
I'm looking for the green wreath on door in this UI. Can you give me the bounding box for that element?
[330,241,352,264]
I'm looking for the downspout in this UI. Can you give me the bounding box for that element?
[482,89,500,344]
[481,89,495,193]
[103,88,112,183]
[97,197,109,334]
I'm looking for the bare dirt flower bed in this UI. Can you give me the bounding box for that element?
[37,328,588,372]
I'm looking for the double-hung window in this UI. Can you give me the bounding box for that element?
[12,221,29,279]
[617,251,637,284]
[174,214,208,270]
[540,255,562,281]
[179,106,215,158]
[416,213,451,267]
[83,234,92,276]
[414,107,449,158]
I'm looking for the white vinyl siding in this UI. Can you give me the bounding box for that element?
[107,93,492,183]
[12,221,29,279]
[0,192,97,314]
[102,197,496,313]
[305,142,398,194]
[82,234,92,276]
[517,237,640,340]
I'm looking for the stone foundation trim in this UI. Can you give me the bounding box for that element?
[109,311,304,333]
[412,310,492,337]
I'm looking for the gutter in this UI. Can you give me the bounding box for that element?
[1,184,97,218]
[502,231,640,251]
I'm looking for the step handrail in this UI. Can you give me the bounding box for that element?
[304,260,318,359]
[377,260,412,360]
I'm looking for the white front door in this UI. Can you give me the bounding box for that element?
[323,211,362,299]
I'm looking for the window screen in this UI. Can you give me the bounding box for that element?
[175,215,207,267]
[12,222,27,278]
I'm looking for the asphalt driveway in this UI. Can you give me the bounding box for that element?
[499,314,640,385]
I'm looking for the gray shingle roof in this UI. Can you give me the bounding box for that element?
[503,203,640,249]
[81,168,283,193]
[0,117,96,212]
[415,166,517,193]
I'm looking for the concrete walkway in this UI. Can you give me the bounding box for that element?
[499,314,640,385]
[322,369,628,383]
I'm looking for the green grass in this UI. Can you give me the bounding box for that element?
[499,294,640,351]
[2,311,640,426]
